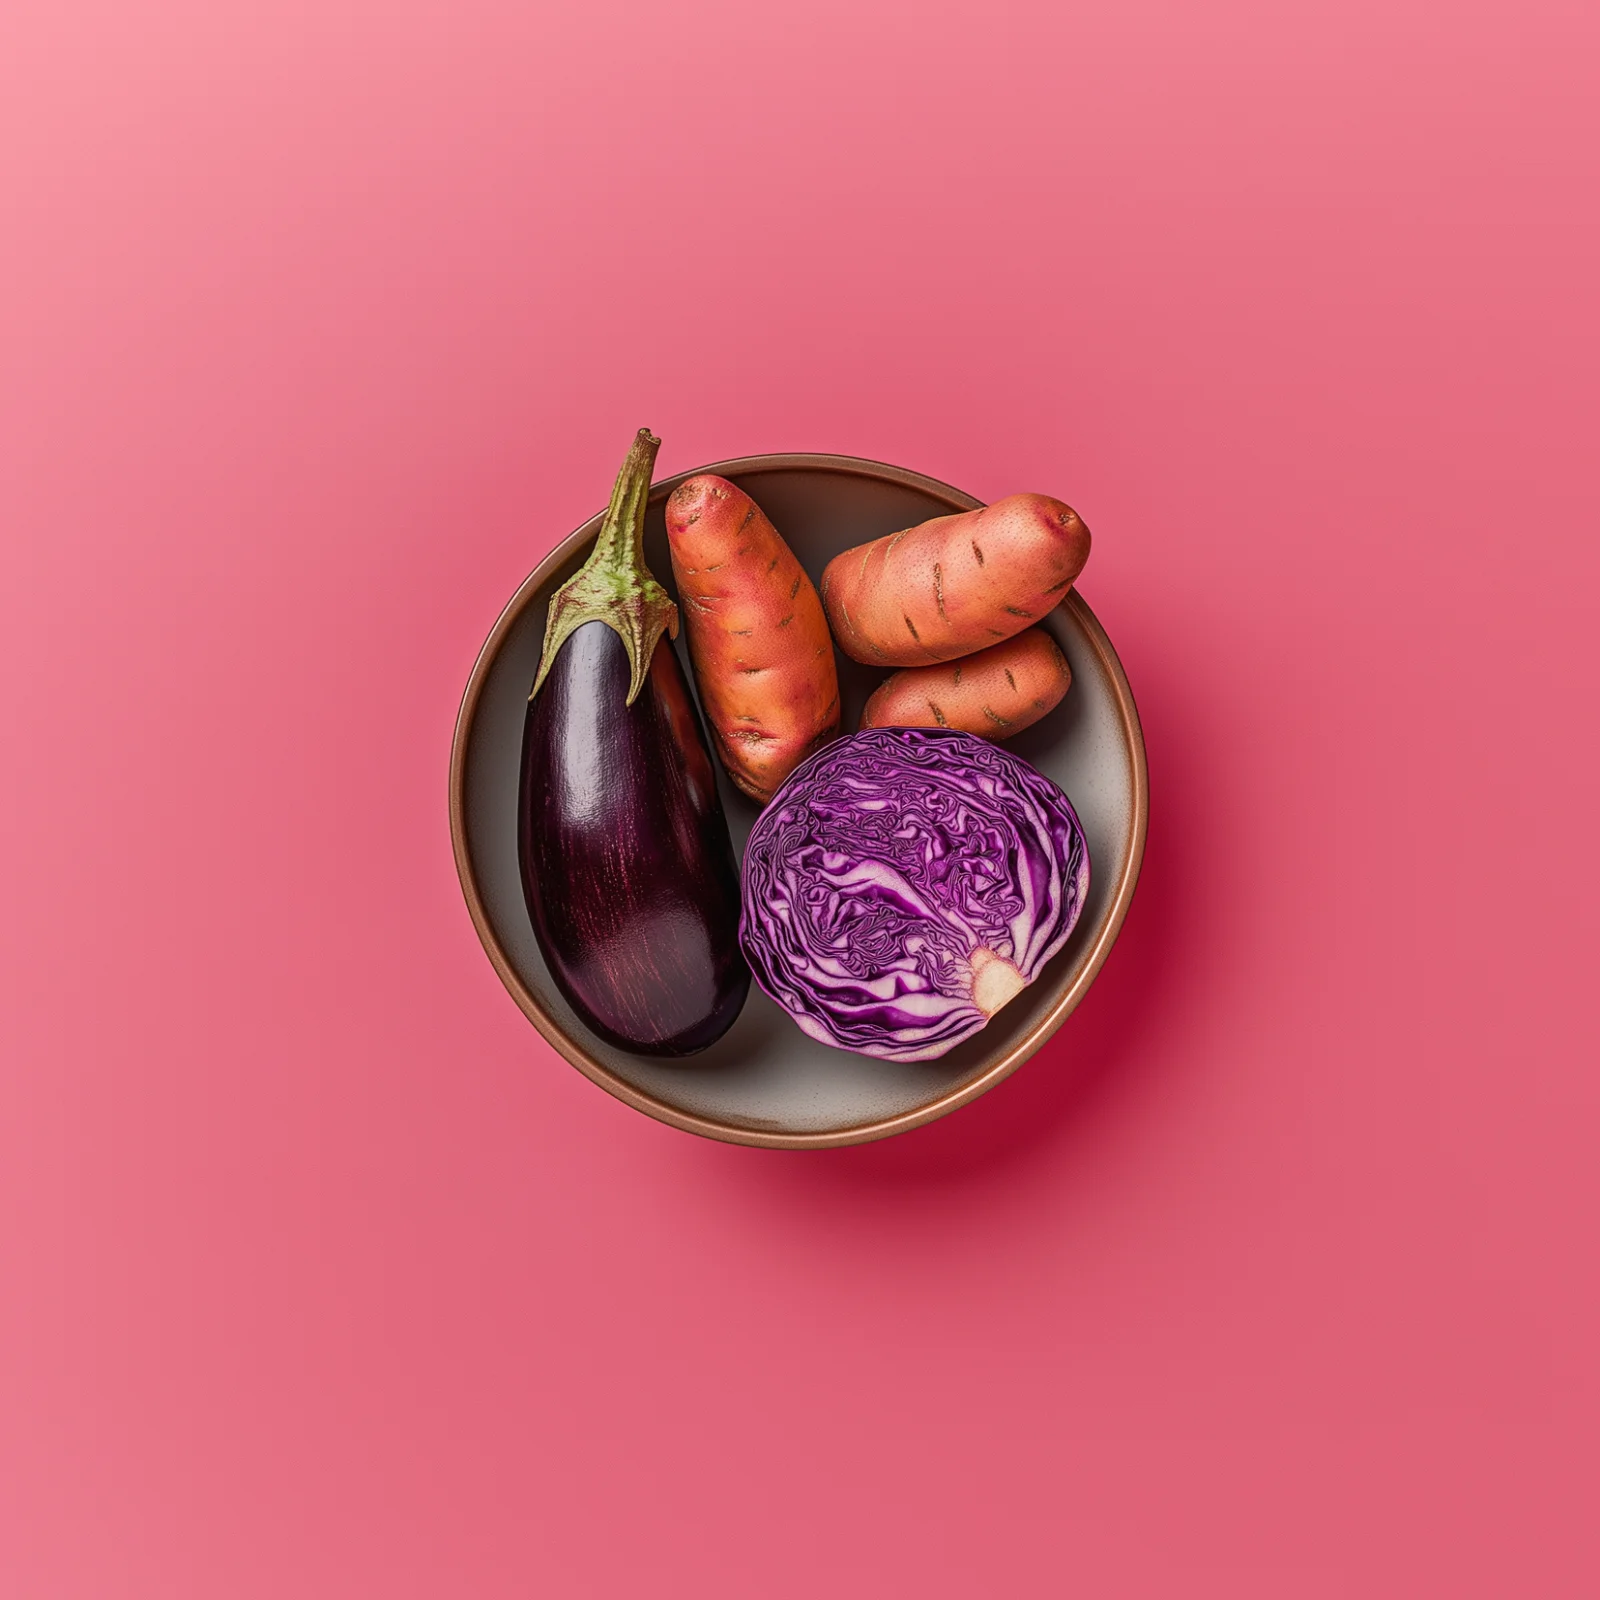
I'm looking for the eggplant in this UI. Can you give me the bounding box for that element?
[518,429,748,1056]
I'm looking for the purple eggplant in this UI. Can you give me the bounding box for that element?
[518,429,748,1055]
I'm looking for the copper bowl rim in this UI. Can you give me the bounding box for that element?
[447,452,1149,1150]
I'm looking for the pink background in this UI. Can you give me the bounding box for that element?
[3,1,1598,1594]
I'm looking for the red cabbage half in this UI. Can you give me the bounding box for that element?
[739,726,1090,1062]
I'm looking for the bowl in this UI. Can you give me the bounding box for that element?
[449,453,1148,1148]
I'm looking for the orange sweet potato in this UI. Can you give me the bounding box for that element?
[665,475,839,803]
[859,628,1071,741]
[820,494,1090,667]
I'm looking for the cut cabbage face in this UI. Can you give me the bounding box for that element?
[739,727,1090,1062]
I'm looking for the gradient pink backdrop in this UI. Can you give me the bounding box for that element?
[3,1,1598,1595]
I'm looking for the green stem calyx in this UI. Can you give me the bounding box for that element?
[530,428,679,708]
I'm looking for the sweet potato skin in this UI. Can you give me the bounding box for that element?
[820,494,1090,667]
[860,628,1071,741]
[665,475,839,803]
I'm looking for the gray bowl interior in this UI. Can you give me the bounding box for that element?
[460,463,1138,1137]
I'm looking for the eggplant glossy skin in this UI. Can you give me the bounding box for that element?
[519,620,748,1055]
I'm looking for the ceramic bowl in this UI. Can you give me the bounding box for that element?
[449,454,1147,1148]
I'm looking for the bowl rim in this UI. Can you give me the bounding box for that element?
[448,451,1149,1149]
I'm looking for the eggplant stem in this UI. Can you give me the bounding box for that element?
[530,428,680,707]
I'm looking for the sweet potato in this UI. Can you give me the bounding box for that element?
[859,628,1071,741]
[665,475,839,803]
[820,494,1090,667]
